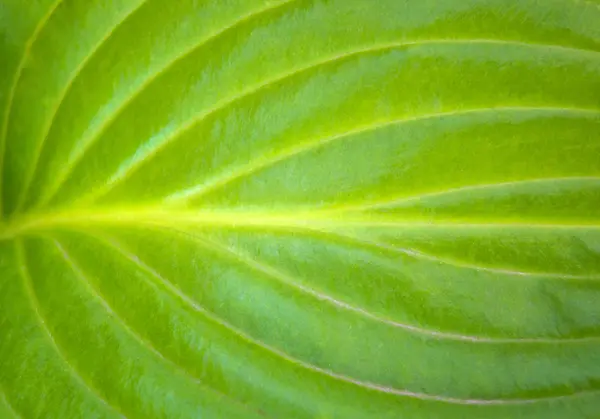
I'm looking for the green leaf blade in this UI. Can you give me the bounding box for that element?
[1,1,600,418]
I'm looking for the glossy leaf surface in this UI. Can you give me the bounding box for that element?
[1,1,600,418]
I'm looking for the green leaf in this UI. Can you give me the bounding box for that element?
[1,0,600,417]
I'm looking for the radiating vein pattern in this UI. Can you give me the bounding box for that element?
[1,0,600,418]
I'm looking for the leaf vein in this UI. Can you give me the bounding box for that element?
[34,0,300,210]
[4,207,600,241]
[0,386,22,419]
[180,229,600,342]
[15,239,127,418]
[70,39,600,207]
[0,0,64,217]
[82,228,600,404]
[15,0,150,213]
[164,107,600,203]
[55,235,271,419]
[325,176,600,213]
[293,228,600,282]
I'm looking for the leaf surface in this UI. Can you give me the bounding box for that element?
[1,1,600,418]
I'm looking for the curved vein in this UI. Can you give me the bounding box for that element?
[297,227,600,281]
[14,0,150,213]
[0,0,64,217]
[15,239,126,418]
[52,238,267,418]
[183,230,500,343]
[176,228,600,342]
[0,386,22,419]
[164,106,600,204]
[85,229,600,405]
[69,39,600,207]
[322,176,600,213]
[35,0,300,210]
[576,0,600,10]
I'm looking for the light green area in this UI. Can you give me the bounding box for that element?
[1,0,600,418]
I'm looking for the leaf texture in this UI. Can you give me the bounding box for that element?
[1,1,600,418]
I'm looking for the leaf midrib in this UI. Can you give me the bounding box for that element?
[2,207,599,240]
